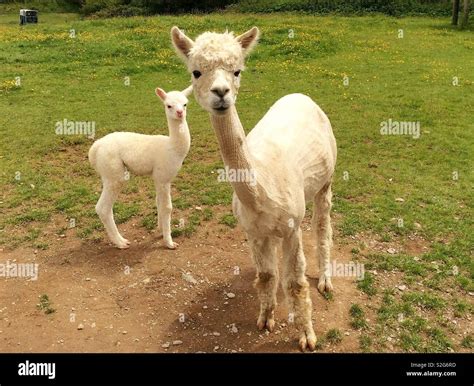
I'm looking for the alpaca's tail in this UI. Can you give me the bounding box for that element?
[88,141,99,170]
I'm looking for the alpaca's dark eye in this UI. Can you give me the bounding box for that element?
[192,70,202,79]
[234,70,241,77]
[184,104,187,107]
[167,105,171,108]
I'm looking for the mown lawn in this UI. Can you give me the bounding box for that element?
[0,12,472,352]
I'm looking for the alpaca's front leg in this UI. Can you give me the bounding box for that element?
[155,189,162,238]
[282,228,316,351]
[313,183,333,293]
[157,183,177,249]
[249,236,279,332]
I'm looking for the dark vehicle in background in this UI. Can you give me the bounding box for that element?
[19,9,38,25]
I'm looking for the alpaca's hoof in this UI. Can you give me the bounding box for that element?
[115,238,131,249]
[257,315,275,332]
[317,275,333,293]
[165,241,178,249]
[299,331,317,352]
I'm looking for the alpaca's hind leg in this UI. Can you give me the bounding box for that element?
[313,182,333,293]
[282,228,316,351]
[157,183,176,249]
[96,180,130,249]
[249,236,279,332]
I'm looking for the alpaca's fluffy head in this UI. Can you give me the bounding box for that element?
[171,26,259,115]
[155,86,192,121]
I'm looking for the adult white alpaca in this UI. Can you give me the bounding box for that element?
[171,27,337,351]
[88,86,192,249]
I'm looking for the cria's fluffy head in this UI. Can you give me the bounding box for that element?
[155,86,192,122]
[171,26,259,116]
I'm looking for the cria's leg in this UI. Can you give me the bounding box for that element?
[282,228,316,351]
[155,187,162,238]
[313,182,333,293]
[157,183,176,249]
[249,236,279,332]
[96,180,130,249]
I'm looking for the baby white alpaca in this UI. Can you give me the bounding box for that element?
[88,86,192,249]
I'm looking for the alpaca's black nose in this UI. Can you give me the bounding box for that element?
[211,87,230,98]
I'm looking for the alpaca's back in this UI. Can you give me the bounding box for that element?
[247,93,337,200]
[89,132,169,178]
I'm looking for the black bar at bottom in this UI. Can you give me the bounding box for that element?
[0,353,471,385]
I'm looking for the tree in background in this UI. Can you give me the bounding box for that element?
[81,0,234,15]
[460,0,470,27]
[452,0,460,24]
[452,0,470,27]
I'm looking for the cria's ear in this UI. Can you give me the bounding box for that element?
[182,85,193,98]
[155,87,167,101]
[236,26,260,56]
[171,26,194,62]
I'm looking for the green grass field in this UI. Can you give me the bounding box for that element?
[0,12,472,352]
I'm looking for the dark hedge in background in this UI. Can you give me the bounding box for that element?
[5,0,450,16]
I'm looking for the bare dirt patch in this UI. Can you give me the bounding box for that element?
[0,210,365,353]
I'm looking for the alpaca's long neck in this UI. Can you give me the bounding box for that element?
[210,105,261,209]
[167,119,190,158]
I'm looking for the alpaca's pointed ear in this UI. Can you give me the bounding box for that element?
[155,87,167,101]
[171,26,194,62]
[236,26,260,56]
[182,85,193,97]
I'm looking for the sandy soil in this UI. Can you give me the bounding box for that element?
[0,207,372,353]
